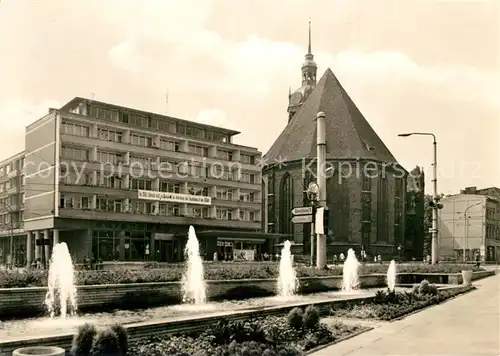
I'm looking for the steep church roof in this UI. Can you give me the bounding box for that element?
[265,68,398,164]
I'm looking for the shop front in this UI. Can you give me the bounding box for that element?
[193,230,292,262]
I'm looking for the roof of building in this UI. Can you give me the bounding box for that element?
[265,68,398,164]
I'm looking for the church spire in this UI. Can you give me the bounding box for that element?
[308,19,312,55]
[301,19,317,86]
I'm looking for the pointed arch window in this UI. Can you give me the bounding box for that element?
[279,173,294,235]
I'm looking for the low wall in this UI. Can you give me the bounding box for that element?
[0,274,385,318]
[0,271,493,318]
[397,270,494,284]
[0,294,374,356]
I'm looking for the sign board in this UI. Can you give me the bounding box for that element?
[292,215,313,224]
[291,206,313,215]
[315,207,325,234]
[138,190,212,206]
[36,239,51,246]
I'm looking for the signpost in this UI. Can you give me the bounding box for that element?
[291,207,313,216]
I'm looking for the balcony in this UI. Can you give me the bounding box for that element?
[58,208,260,229]
[61,134,261,173]
[59,160,261,191]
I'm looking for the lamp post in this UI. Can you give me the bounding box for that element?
[306,182,319,267]
[459,201,482,263]
[398,132,440,264]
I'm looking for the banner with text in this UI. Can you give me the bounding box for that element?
[138,190,212,206]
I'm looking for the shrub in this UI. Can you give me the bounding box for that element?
[110,324,129,355]
[263,349,278,356]
[0,263,485,288]
[428,284,438,296]
[302,305,320,329]
[412,284,420,295]
[418,280,430,294]
[90,329,122,356]
[287,307,304,329]
[71,323,98,356]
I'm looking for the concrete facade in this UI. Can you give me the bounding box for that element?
[439,192,500,262]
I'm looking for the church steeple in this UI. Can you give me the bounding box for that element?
[287,20,318,123]
[301,20,317,87]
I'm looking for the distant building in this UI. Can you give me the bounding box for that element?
[262,25,409,260]
[0,97,291,267]
[405,166,425,260]
[439,187,500,262]
[0,152,25,266]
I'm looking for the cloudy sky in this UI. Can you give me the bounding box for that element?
[0,0,498,194]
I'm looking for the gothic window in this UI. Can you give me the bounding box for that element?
[376,176,388,242]
[362,176,372,192]
[279,173,294,235]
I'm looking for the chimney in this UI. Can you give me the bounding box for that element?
[464,186,477,194]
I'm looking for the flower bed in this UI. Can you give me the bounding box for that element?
[0,263,483,288]
[331,280,474,321]
[129,307,364,356]
[64,305,365,356]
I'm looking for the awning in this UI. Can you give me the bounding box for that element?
[154,233,175,240]
[218,237,266,243]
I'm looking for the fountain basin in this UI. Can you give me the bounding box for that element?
[13,346,64,356]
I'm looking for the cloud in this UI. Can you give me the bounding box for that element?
[193,109,236,130]
[0,99,61,160]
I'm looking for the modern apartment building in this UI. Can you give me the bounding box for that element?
[438,187,500,262]
[0,152,26,265]
[0,97,286,266]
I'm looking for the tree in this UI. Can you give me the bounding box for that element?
[423,193,445,258]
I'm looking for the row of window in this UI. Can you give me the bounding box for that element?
[0,211,23,226]
[486,208,499,221]
[68,104,232,143]
[486,225,500,240]
[60,147,257,183]
[59,171,258,202]
[0,157,24,177]
[62,121,256,163]
[59,194,258,221]
[0,193,24,209]
[0,178,19,193]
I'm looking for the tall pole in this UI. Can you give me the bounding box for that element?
[316,112,327,268]
[463,212,467,263]
[310,208,315,267]
[431,137,438,264]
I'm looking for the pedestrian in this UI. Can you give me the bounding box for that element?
[340,253,345,263]
[475,251,481,268]
[333,254,338,266]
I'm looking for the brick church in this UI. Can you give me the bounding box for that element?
[262,24,418,260]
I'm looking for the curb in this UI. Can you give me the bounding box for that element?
[305,326,373,355]
[389,286,476,322]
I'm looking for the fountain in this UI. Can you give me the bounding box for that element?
[341,248,360,292]
[44,242,77,318]
[386,259,397,292]
[181,226,207,305]
[277,240,298,298]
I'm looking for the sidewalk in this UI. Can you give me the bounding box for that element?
[313,273,500,356]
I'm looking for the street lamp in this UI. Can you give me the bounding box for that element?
[458,201,482,263]
[398,132,440,264]
[306,182,319,267]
